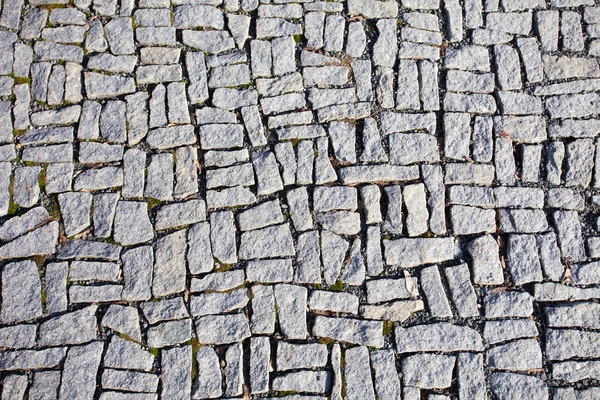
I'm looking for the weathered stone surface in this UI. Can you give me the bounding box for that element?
[195,314,251,344]
[113,201,153,246]
[1,1,597,392]
[39,306,97,347]
[313,316,384,347]
[0,261,42,324]
[395,323,484,353]
[384,238,457,268]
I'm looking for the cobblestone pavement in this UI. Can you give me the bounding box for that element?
[2,0,600,399]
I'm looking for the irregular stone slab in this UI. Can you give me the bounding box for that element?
[113,201,153,246]
[506,234,543,285]
[85,72,135,100]
[0,261,42,324]
[360,300,424,322]
[0,222,58,259]
[0,325,36,349]
[190,288,248,317]
[274,284,307,339]
[546,302,600,329]
[102,305,141,342]
[276,342,328,371]
[193,346,221,399]
[487,339,543,371]
[39,306,97,347]
[345,346,376,400]
[103,336,154,372]
[490,372,548,399]
[395,323,484,353]
[152,229,187,297]
[271,371,331,394]
[147,319,192,348]
[58,192,92,237]
[0,348,67,371]
[458,353,487,400]
[384,237,457,268]
[250,337,270,395]
[239,223,295,260]
[57,240,121,261]
[195,313,251,344]
[546,329,600,361]
[402,354,456,389]
[59,342,103,399]
[420,266,453,318]
[313,316,384,347]
[339,165,419,184]
[467,234,504,285]
[444,263,480,318]
[161,345,192,400]
[0,206,49,242]
[146,125,196,150]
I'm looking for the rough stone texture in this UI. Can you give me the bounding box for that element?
[0,1,593,397]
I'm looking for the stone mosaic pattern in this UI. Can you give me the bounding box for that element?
[1,0,600,398]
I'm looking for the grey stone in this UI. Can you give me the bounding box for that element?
[73,166,123,191]
[484,319,539,345]
[546,329,600,361]
[420,266,453,318]
[0,348,67,371]
[553,210,586,262]
[152,229,187,297]
[103,336,154,371]
[344,346,376,400]
[384,237,456,268]
[161,345,192,400]
[458,353,486,400]
[487,339,543,371]
[277,342,328,371]
[250,285,275,335]
[102,305,141,342]
[0,261,42,324]
[402,354,455,389]
[390,133,439,165]
[467,234,504,285]
[155,200,206,231]
[58,192,92,237]
[101,369,158,394]
[272,371,331,394]
[114,201,153,246]
[0,222,59,260]
[274,284,307,339]
[190,288,248,317]
[145,153,173,200]
[57,240,121,261]
[239,223,294,260]
[13,166,40,208]
[147,319,192,348]
[395,323,483,353]
[0,207,49,242]
[195,313,251,344]
[444,263,479,318]
[59,342,103,399]
[39,306,97,347]
[191,270,245,293]
[193,346,221,398]
[313,316,384,347]
[0,325,36,350]
[246,259,293,283]
[546,302,600,329]
[490,372,548,399]
[553,360,600,382]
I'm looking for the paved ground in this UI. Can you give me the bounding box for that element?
[0,0,599,398]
